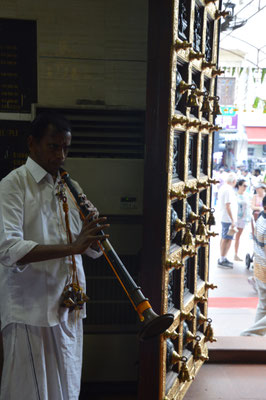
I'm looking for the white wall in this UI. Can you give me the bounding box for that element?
[1,0,148,109]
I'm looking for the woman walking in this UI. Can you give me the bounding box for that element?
[234,179,250,261]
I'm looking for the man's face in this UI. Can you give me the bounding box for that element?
[28,124,71,177]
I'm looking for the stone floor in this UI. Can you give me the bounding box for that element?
[208,220,257,336]
[184,363,266,400]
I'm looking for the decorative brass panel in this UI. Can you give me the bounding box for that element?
[139,1,221,399]
[162,0,220,398]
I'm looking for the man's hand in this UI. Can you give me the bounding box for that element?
[72,214,110,254]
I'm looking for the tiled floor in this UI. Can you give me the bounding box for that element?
[184,363,266,400]
[208,221,258,336]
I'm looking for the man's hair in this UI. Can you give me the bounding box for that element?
[254,168,261,175]
[29,112,71,141]
[226,172,236,184]
[263,195,266,208]
[235,179,246,189]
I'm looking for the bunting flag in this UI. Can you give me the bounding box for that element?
[221,66,266,82]
[252,97,260,109]
[261,68,266,83]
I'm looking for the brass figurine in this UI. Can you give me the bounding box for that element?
[171,115,188,126]
[166,259,184,270]
[195,237,208,247]
[164,329,180,340]
[212,68,224,77]
[194,295,208,303]
[206,229,219,238]
[174,39,192,50]
[187,208,200,221]
[185,329,197,344]
[208,177,220,184]
[215,10,230,20]
[197,180,209,189]
[195,88,205,96]
[171,350,183,365]
[179,80,196,94]
[208,125,222,132]
[202,60,216,70]
[182,247,196,258]
[199,203,211,215]
[180,311,195,321]
[205,282,218,290]
[199,122,211,130]
[184,185,199,194]
[170,188,186,199]
[197,309,208,325]
[186,119,201,128]
[174,218,187,231]
[189,50,204,60]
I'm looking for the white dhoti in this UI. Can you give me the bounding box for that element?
[0,315,83,400]
[241,278,266,336]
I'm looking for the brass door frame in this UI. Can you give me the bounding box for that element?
[139,0,222,399]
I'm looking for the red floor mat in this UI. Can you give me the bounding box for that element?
[208,297,258,308]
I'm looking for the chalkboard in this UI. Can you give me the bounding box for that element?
[0,120,29,180]
[0,18,37,113]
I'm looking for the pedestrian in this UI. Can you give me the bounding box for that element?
[241,195,266,336]
[241,169,252,193]
[234,179,250,261]
[251,169,263,193]
[0,112,109,399]
[218,172,238,268]
[251,183,266,238]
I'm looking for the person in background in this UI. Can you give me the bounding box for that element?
[247,183,266,291]
[218,172,238,268]
[241,169,252,193]
[236,166,242,178]
[217,167,227,191]
[251,169,263,193]
[251,183,266,238]
[234,179,250,261]
[241,195,266,336]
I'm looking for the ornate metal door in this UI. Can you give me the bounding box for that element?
[138,1,225,399]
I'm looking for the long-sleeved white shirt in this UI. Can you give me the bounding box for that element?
[0,157,101,330]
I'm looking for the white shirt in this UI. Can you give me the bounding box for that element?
[219,183,238,223]
[0,158,101,330]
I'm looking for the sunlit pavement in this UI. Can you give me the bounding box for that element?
[208,220,257,336]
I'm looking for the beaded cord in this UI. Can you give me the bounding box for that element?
[56,183,89,312]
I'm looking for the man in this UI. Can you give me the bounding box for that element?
[0,112,109,399]
[241,195,266,336]
[251,168,263,192]
[241,169,251,193]
[218,172,237,268]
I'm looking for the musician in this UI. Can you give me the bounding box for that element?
[0,112,109,400]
